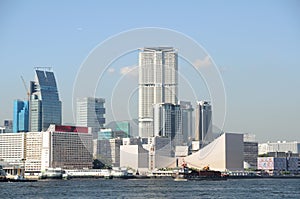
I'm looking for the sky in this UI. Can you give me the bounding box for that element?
[0,0,299,142]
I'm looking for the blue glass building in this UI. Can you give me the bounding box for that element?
[13,100,29,133]
[29,68,62,131]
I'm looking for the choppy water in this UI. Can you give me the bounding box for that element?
[1,178,300,198]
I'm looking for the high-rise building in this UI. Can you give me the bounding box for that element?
[195,101,212,147]
[153,103,183,150]
[13,100,29,133]
[178,101,194,143]
[29,68,62,132]
[139,47,178,137]
[76,97,105,137]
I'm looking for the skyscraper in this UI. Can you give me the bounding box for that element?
[178,101,194,143]
[195,101,212,147]
[139,47,178,137]
[76,97,105,137]
[29,68,62,132]
[13,100,29,133]
[153,103,182,148]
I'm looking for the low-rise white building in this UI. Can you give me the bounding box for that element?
[0,133,26,164]
[258,141,300,155]
[120,141,149,172]
[184,133,244,171]
[25,132,43,172]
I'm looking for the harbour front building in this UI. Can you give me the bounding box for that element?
[42,125,93,170]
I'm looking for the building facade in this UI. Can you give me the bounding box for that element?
[195,101,212,147]
[41,125,93,170]
[184,133,244,171]
[257,157,299,175]
[258,141,300,155]
[153,103,183,148]
[243,133,258,169]
[93,138,122,167]
[0,133,26,164]
[13,100,29,133]
[148,136,175,170]
[29,68,62,132]
[25,132,43,172]
[3,120,13,133]
[244,142,258,169]
[179,101,194,144]
[120,138,149,172]
[115,121,130,138]
[138,47,178,137]
[76,97,105,137]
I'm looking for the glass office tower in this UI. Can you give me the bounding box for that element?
[13,100,29,133]
[29,68,62,132]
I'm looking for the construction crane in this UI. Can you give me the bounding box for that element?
[20,76,30,101]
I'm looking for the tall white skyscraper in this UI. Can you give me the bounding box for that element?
[76,97,105,137]
[138,47,178,137]
[195,101,212,147]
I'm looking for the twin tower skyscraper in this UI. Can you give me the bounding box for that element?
[138,47,212,146]
[138,47,178,138]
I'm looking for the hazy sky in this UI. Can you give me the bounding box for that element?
[0,0,299,142]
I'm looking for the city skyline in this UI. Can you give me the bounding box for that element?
[0,1,299,142]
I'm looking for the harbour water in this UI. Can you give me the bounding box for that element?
[1,178,300,198]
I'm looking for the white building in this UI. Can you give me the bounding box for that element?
[258,141,300,155]
[184,133,244,171]
[148,137,175,170]
[76,97,105,138]
[120,138,149,172]
[139,47,178,137]
[195,101,212,147]
[0,133,26,164]
[25,132,43,172]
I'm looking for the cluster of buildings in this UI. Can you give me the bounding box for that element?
[0,47,299,177]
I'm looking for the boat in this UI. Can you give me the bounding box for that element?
[173,162,226,181]
[0,165,8,182]
[40,168,63,179]
[7,175,37,182]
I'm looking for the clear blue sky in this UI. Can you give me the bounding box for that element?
[0,0,299,142]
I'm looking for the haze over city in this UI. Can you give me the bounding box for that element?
[0,1,299,142]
